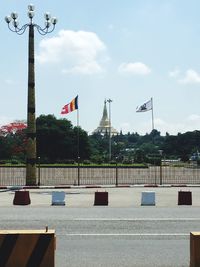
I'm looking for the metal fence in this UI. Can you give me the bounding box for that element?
[1,163,200,186]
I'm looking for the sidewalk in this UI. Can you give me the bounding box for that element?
[0,186,200,207]
[0,183,199,190]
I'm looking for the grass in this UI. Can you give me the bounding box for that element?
[0,163,148,168]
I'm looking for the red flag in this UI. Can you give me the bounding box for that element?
[61,95,78,115]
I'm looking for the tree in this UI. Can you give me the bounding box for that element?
[133,148,147,163]
[36,114,91,162]
[73,126,91,160]
[0,126,26,162]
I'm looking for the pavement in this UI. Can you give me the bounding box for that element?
[0,183,197,190]
[1,186,200,266]
[0,186,199,207]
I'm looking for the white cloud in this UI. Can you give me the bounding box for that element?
[178,69,200,84]
[169,67,180,78]
[118,62,151,75]
[36,30,107,75]
[169,68,200,85]
[62,61,103,75]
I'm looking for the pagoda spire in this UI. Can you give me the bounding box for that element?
[93,100,118,135]
[99,99,110,127]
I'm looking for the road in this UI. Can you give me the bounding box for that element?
[1,206,200,266]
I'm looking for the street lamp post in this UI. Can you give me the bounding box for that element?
[5,5,57,185]
[107,99,113,162]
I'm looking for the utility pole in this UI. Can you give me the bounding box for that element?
[107,99,113,161]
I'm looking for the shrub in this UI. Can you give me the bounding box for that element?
[82,160,91,165]
[11,159,20,165]
[110,160,117,165]
[122,159,133,164]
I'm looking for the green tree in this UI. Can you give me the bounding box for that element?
[36,114,91,163]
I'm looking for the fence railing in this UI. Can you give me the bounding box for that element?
[0,163,200,186]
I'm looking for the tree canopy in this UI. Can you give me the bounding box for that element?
[1,115,200,164]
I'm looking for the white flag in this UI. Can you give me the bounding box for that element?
[136,99,152,112]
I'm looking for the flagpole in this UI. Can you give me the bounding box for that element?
[77,104,80,186]
[151,97,154,131]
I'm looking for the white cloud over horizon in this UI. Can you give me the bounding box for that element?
[118,62,151,75]
[36,29,107,75]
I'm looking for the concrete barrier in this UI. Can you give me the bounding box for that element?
[51,191,65,206]
[94,191,108,206]
[13,190,31,205]
[178,191,192,205]
[141,191,155,206]
[190,232,200,267]
[0,229,56,267]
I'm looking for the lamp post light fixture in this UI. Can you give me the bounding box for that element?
[5,5,57,185]
[107,98,113,162]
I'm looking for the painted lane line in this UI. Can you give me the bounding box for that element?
[59,233,189,237]
[63,218,200,221]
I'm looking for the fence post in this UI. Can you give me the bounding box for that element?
[77,156,80,186]
[37,156,40,186]
[159,150,163,185]
[115,157,118,186]
[160,160,162,185]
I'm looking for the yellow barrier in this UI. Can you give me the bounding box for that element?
[0,229,56,267]
[190,232,200,267]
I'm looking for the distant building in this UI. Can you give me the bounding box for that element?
[189,151,200,161]
[93,100,118,135]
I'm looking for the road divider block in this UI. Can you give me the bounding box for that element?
[0,229,56,267]
[51,191,65,206]
[178,191,192,205]
[13,190,31,205]
[141,191,155,206]
[94,191,108,206]
[190,232,200,267]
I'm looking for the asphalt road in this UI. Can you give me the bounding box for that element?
[1,206,200,267]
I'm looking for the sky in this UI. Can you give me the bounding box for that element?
[1,0,200,135]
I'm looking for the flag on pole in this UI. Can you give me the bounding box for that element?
[136,99,152,112]
[61,95,78,115]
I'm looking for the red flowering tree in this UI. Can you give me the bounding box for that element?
[0,121,27,162]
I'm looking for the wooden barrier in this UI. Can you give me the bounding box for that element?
[190,232,200,267]
[0,229,56,267]
[13,191,31,205]
[94,191,108,205]
[178,191,192,205]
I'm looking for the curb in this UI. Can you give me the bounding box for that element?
[0,184,193,190]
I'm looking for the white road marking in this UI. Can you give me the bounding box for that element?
[66,218,200,221]
[61,233,189,236]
